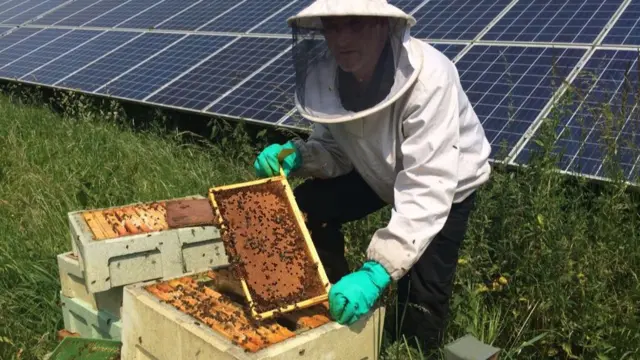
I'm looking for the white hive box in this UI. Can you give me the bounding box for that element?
[120,271,386,360]
[60,291,122,340]
[68,195,229,293]
[57,251,123,318]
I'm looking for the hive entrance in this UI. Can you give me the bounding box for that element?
[144,269,331,353]
[209,179,328,319]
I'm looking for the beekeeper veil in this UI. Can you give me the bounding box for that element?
[287,0,422,124]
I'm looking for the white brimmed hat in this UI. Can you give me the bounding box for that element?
[287,0,417,30]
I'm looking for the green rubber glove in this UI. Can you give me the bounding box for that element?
[253,141,302,178]
[328,261,391,325]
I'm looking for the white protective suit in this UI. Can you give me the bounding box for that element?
[287,0,492,281]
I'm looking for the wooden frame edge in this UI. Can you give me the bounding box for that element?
[207,175,333,321]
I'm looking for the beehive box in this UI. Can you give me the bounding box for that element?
[208,177,331,320]
[68,195,229,293]
[60,291,122,341]
[120,269,385,360]
[57,251,122,318]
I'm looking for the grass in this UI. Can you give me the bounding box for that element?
[0,77,638,360]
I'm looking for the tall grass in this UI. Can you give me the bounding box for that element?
[0,66,638,360]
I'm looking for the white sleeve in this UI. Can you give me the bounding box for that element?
[366,73,461,281]
[290,123,354,179]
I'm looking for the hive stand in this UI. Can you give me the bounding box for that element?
[68,195,229,293]
[120,270,386,360]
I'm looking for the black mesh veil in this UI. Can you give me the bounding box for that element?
[290,15,421,123]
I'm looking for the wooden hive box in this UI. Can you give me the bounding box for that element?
[120,269,386,360]
[207,176,331,320]
[68,195,228,293]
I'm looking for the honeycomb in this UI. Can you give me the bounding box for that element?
[82,202,168,240]
[144,270,331,353]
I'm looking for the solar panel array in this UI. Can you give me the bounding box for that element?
[0,0,639,183]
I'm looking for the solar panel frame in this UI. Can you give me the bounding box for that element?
[0,29,100,79]
[0,27,44,52]
[199,0,293,33]
[53,0,124,27]
[0,0,67,25]
[0,28,71,70]
[454,44,587,160]
[430,42,469,60]
[146,36,291,112]
[82,0,159,28]
[21,30,139,85]
[204,49,295,124]
[481,0,625,44]
[55,32,181,92]
[601,0,640,46]
[115,0,195,29]
[95,34,234,100]
[30,0,100,25]
[512,48,640,181]
[153,0,240,31]
[248,0,309,35]
[410,0,512,41]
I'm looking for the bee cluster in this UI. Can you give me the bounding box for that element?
[144,271,331,353]
[210,181,325,315]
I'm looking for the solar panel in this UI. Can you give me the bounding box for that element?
[82,0,157,28]
[0,0,66,25]
[514,49,640,180]
[206,50,295,124]
[602,0,640,45]
[481,0,624,44]
[248,0,311,34]
[57,32,180,92]
[0,28,70,69]
[0,27,43,51]
[0,0,635,185]
[155,0,237,31]
[146,36,291,112]
[30,0,100,25]
[388,0,424,12]
[96,34,233,100]
[0,29,99,79]
[455,45,586,159]
[410,0,511,40]
[54,0,122,27]
[116,0,191,29]
[199,0,292,33]
[21,30,137,84]
[279,112,311,129]
[431,43,467,60]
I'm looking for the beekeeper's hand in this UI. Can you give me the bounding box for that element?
[328,261,391,325]
[254,141,302,178]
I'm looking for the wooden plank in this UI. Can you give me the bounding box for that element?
[113,208,140,235]
[84,211,118,240]
[82,211,107,240]
[102,210,128,236]
[163,279,273,347]
[170,277,296,344]
[123,207,153,233]
[140,204,168,230]
[133,205,163,232]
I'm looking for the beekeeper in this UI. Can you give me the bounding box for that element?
[253,0,492,352]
